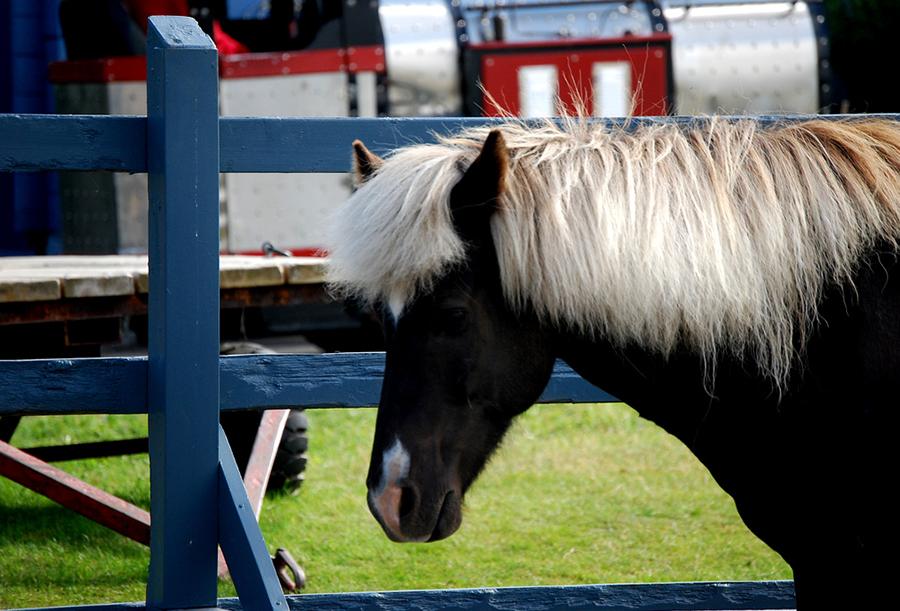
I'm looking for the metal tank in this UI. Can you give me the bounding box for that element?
[378,0,463,115]
[377,1,667,116]
[457,0,657,43]
[378,1,827,117]
[661,0,828,114]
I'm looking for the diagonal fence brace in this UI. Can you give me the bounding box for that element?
[218,426,288,611]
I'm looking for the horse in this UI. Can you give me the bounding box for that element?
[325,117,900,608]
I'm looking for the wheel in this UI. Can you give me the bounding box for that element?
[268,409,309,493]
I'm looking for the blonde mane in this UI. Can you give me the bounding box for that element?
[326,118,900,383]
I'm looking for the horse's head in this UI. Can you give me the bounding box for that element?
[349,132,556,542]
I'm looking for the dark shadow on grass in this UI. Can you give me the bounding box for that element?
[0,504,149,552]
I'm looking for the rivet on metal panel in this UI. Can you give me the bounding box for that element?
[457,19,466,28]
[652,8,660,17]
[348,47,356,55]
[588,12,596,21]
[816,15,825,24]
[655,23,664,32]
[486,58,494,67]
[570,54,579,63]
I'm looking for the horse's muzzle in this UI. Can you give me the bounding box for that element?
[367,483,462,543]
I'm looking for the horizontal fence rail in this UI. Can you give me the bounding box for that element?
[12,581,797,611]
[3,113,900,173]
[0,354,617,417]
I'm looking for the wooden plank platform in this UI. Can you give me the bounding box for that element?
[0,255,327,304]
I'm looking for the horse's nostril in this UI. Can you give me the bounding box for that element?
[399,485,417,519]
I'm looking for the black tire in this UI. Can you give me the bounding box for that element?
[220,342,309,493]
[268,409,309,493]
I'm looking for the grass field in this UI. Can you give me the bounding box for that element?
[0,403,790,609]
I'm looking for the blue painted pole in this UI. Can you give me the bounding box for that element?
[145,16,220,610]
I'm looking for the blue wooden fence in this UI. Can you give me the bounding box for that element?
[0,15,816,611]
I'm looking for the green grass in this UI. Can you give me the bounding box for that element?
[0,404,790,609]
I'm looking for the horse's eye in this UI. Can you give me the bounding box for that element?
[433,307,469,336]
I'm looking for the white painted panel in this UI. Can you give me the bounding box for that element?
[220,72,350,116]
[518,65,557,118]
[107,82,149,252]
[592,61,632,117]
[220,72,352,253]
[356,71,378,118]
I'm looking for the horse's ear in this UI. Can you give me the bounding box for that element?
[352,139,383,185]
[450,129,508,240]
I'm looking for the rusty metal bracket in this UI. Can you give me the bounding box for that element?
[273,548,306,592]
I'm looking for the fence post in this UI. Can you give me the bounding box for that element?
[145,16,220,610]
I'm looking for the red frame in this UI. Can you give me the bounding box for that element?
[474,34,671,117]
[49,45,385,83]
